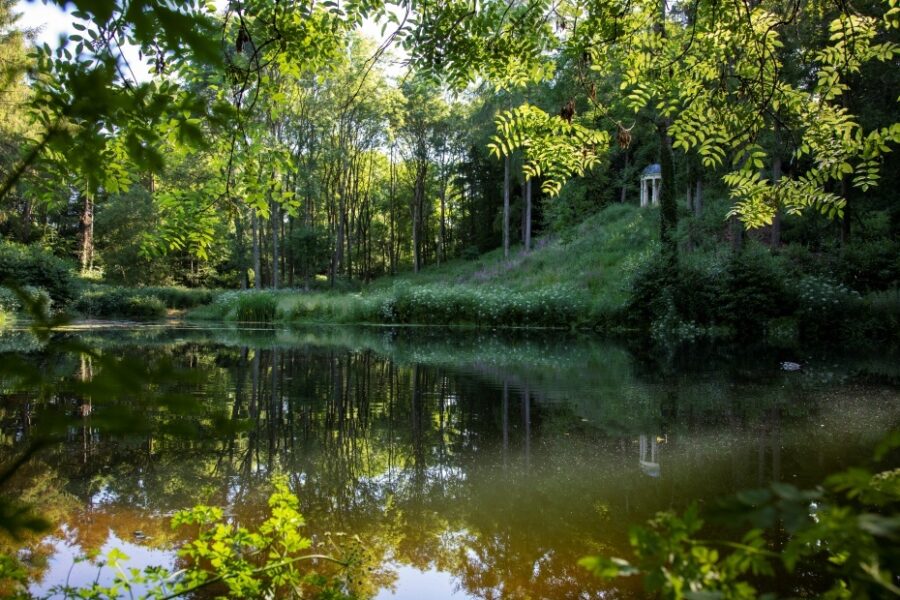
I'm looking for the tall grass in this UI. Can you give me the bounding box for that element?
[133,286,218,309]
[190,290,284,322]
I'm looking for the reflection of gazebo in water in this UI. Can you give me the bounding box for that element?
[640,163,662,207]
[639,434,663,477]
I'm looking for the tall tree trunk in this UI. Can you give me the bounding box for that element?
[389,145,397,275]
[335,196,345,283]
[284,213,296,287]
[346,209,353,280]
[412,195,421,273]
[620,152,629,203]
[281,209,286,286]
[271,198,280,289]
[411,161,426,273]
[439,184,446,265]
[80,187,94,273]
[235,207,249,290]
[503,154,510,259]
[252,210,261,289]
[524,178,532,252]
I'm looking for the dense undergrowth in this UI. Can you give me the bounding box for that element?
[1,241,219,320]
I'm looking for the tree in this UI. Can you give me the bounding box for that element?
[395,76,448,273]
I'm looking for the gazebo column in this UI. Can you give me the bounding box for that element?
[652,177,660,206]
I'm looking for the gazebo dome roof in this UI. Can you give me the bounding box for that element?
[641,163,661,177]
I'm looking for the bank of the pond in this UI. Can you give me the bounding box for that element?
[183,203,900,344]
[5,204,900,341]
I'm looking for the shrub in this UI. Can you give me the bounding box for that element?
[835,239,900,292]
[624,255,675,328]
[0,286,53,315]
[672,254,726,326]
[461,245,481,261]
[0,242,76,306]
[626,245,792,340]
[719,244,789,336]
[75,287,166,319]
[787,275,861,341]
[851,288,900,342]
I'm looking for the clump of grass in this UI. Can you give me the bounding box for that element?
[189,290,283,322]
[235,291,278,322]
[285,293,371,323]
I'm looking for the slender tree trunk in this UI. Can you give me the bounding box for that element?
[271,198,280,289]
[524,178,532,252]
[412,193,421,273]
[80,187,94,273]
[281,211,286,286]
[389,145,396,275]
[335,195,345,283]
[620,152,629,203]
[235,208,249,290]
[503,154,510,259]
[287,214,294,287]
[411,161,427,273]
[439,185,446,265]
[252,210,261,289]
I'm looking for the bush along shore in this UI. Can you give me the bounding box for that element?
[2,204,899,345]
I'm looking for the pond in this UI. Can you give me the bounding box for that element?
[1,323,899,599]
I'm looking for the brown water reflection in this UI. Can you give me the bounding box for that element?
[2,324,898,599]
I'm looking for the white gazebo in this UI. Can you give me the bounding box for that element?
[640,163,662,207]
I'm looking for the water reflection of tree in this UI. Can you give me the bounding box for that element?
[2,329,899,599]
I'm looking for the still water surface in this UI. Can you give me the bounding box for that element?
[2,323,898,599]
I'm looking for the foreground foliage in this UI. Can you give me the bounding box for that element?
[0,479,365,599]
[581,434,900,599]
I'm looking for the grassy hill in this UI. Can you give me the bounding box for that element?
[191,203,659,328]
